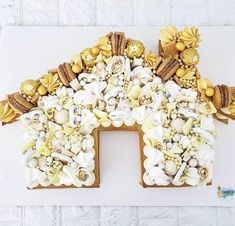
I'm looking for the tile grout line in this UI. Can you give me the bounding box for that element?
[136,206,139,226]
[177,206,179,226]
[22,206,25,226]
[20,0,23,25]
[57,0,60,26]
[59,206,62,226]
[215,206,218,226]
[98,206,101,226]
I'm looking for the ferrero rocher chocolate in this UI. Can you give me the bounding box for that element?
[180,48,199,66]
[126,39,145,58]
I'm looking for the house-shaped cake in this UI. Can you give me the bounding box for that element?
[0,25,235,189]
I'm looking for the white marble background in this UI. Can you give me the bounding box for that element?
[0,0,235,225]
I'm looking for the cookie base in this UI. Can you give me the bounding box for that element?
[32,124,211,189]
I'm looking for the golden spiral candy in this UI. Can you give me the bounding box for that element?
[20,79,39,96]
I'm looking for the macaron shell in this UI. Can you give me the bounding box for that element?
[162,61,180,82]
[64,63,76,82]
[7,93,34,114]
[212,85,222,108]
[156,58,180,82]
[58,63,76,87]
[156,58,171,75]
[221,85,232,108]
[212,85,232,108]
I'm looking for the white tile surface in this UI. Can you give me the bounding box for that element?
[0,0,235,225]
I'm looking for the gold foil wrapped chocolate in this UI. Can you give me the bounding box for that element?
[179,26,201,48]
[20,79,39,96]
[180,48,199,66]
[126,39,145,58]
[40,73,60,94]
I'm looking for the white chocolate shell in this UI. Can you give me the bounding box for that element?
[74,90,97,105]
[84,81,107,97]
[54,109,69,125]
[51,152,72,163]
[185,167,200,186]
[73,151,94,169]
[131,106,146,124]
[78,73,98,83]
[144,167,170,186]
[183,118,193,135]
[99,118,112,127]
[40,95,59,110]
[170,118,185,133]
[195,144,214,166]
[82,135,94,151]
[93,108,108,119]
[164,80,181,97]
[193,128,215,145]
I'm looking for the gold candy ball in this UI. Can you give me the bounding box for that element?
[91,46,100,55]
[37,85,48,96]
[176,68,186,77]
[205,87,215,97]
[180,48,199,66]
[175,42,185,51]
[72,64,82,74]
